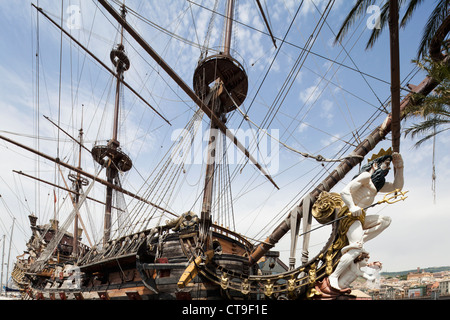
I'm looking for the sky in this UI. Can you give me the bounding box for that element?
[0,0,449,283]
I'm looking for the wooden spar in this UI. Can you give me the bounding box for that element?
[199,0,236,244]
[12,170,124,212]
[44,116,91,154]
[0,134,178,217]
[177,250,213,289]
[103,4,127,247]
[97,0,279,190]
[73,128,83,254]
[57,166,93,248]
[32,4,171,126]
[256,0,277,48]
[248,71,444,265]
[199,95,219,244]
[223,0,235,56]
[389,0,401,153]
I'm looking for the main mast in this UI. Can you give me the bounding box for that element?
[195,0,248,246]
[91,4,132,247]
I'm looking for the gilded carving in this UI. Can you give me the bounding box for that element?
[311,191,344,224]
[264,280,273,297]
[220,273,229,290]
[287,276,296,292]
[325,246,334,275]
[240,278,250,295]
[308,263,316,284]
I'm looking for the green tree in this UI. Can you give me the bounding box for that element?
[335,0,450,58]
[404,57,450,146]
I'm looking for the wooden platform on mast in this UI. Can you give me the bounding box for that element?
[193,54,248,113]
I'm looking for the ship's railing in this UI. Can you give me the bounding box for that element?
[210,224,253,250]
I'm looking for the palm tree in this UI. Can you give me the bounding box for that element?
[404,56,450,146]
[334,0,450,59]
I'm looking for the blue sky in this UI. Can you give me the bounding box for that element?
[0,0,449,277]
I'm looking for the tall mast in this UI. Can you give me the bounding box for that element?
[223,0,235,56]
[74,128,82,255]
[91,4,132,247]
[0,234,4,295]
[6,218,15,293]
[69,125,88,256]
[112,6,126,145]
[196,0,249,246]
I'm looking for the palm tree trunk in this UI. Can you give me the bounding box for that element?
[389,0,401,153]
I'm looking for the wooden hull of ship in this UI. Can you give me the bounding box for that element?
[21,225,257,300]
[18,215,346,300]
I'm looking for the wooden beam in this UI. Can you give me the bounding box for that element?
[177,250,213,289]
[256,0,277,48]
[0,134,177,217]
[12,170,123,212]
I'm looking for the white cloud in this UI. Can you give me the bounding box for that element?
[298,122,309,133]
[320,99,334,124]
[299,82,322,104]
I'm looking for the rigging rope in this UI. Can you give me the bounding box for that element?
[251,59,422,241]
[117,110,204,236]
[223,76,363,163]
[32,166,104,271]
[188,0,391,86]
[40,1,424,246]
[432,123,437,204]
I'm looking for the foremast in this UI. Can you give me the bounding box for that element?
[68,126,88,256]
[91,4,132,247]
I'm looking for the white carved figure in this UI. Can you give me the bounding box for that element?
[334,250,375,290]
[329,151,404,290]
[365,261,382,289]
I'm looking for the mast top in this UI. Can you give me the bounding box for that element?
[92,3,132,173]
[193,0,248,113]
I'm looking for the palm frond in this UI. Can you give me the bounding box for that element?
[408,127,450,147]
[400,0,425,27]
[417,0,450,58]
[334,0,378,45]
[404,116,450,138]
[366,2,390,49]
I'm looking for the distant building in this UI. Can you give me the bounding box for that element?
[427,282,440,296]
[432,271,449,279]
[439,279,450,296]
[407,267,434,282]
[408,285,426,298]
[378,285,405,300]
[258,251,288,275]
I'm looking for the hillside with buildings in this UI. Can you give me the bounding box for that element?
[351,266,450,300]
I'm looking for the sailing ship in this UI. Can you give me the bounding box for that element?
[3,0,449,300]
